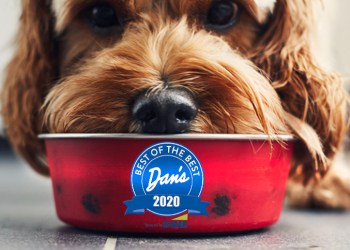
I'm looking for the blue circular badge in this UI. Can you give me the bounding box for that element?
[124,142,209,217]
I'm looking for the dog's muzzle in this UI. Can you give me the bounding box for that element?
[132,88,198,134]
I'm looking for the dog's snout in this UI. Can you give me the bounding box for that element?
[132,88,198,134]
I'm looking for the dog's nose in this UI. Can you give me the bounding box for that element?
[132,88,198,134]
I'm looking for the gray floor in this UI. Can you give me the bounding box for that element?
[1,139,350,250]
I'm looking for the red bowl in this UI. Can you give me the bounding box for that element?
[39,134,294,234]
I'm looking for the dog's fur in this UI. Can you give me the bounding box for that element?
[1,0,349,208]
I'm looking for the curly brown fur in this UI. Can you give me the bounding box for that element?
[250,0,348,180]
[1,0,349,208]
[1,0,57,175]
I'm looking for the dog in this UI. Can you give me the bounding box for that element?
[1,0,349,209]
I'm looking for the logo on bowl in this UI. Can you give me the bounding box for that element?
[124,142,209,217]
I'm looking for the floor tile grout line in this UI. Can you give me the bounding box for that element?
[103,237,118,250]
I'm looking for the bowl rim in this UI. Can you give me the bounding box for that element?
[38,133,294,141]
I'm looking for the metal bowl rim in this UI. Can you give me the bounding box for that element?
[38,133,294,141]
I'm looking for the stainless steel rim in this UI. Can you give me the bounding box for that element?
[38,133,294,141]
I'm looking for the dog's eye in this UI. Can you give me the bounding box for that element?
[86,4,120,30]
[206,0,240,30]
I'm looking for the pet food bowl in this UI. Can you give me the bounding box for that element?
[39,133,294,234]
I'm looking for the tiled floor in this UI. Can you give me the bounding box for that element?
[1,138,350,250]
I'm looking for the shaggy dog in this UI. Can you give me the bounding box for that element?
[1,0,349,208]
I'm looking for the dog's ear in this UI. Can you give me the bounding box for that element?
[251,0,348,180]
[1,0,57,175]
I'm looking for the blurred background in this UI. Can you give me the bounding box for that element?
[1,0,350,159]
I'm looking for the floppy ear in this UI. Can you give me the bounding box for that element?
[1,0,57,175]
[250,0,348,180]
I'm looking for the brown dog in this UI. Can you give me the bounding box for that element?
[1,0,349,208]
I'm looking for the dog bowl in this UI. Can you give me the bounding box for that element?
[39,133,294,234]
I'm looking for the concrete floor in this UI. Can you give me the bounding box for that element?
[1,139,350,250]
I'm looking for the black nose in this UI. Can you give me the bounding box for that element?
[132,88,198,134]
